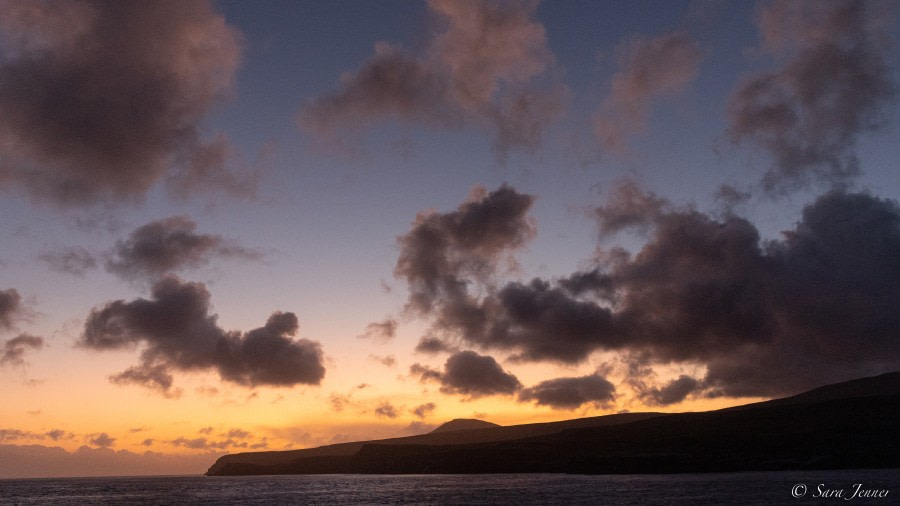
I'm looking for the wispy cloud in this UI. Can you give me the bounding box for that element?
[299,0,566,158]
[727,0,897,192]
[105,216,261,283]
[595,31,703,153]
[0,334,44,367]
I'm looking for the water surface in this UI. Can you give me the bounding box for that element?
[1,469,897,504]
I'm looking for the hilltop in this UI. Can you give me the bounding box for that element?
[430,419,500,433]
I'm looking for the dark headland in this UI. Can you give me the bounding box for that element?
[207,371,900,476]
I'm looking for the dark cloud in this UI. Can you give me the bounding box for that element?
[38,247,98,276]
[79,276,326,394]
[0,288,23,330]
[198,427,213,435]
[411,402,437,419]
[169,435,253,451]
[415,336,457,354]
[87,433,115,448]
[1,334,44,366]
[518,373,616,410]
[0,0,250,204]
[169,437,209,450]
[358,318,398,342]
[714,184,752,209]
[595,31,703,152]
[637,375,702,406]
[45,429,66,441]
[396,184,535,319]
[105,216,260,282]
[0,428,70,443]
[411,350,521,398]
[109,364,180,398]
[399,184,900,398]
[141,439,154,447]
[299,0,566,158]
[727,0,897,192]
[374,402,399,419]
[593,179,671,237]
[225,428,250,439]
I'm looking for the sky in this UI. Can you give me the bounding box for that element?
[1,0,899,478]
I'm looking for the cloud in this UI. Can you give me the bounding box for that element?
[595,31,703,152]
[727,0,897,192]
[399,184,900,398]
[0,334,44,366]
[593,179,671,237]
[109,364,180,398]
[299,0,566,158]
[224,428,250,439]
[169,436,246,451]
[357,318,398,342]
[0,0,250,204]
[374,402,399,419]
[105,216,260,282]
[45,430,66,441]
[87,433,115,448]
[637,375,702,406]
[0,428,71,443]
[0,429,32,442]
[0,444,223,478]
[0,288,24,330]
[411,402,437,419]
[411,350,521,398]
[369,354,397,368]
[329,393,351,412]
[415,336,457,354]
[38,247,98,276]
[395,421,437,437]
[395,184,535,320]
[195,386,219,397]
[518,373,616,410]
[79,276,326,394]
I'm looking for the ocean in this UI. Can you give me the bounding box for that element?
[1,470,897,504]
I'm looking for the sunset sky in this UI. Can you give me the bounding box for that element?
[1,0,899,478]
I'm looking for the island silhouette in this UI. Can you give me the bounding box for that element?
[207,371,900,476]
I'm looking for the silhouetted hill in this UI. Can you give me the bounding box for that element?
[207,371,900,476]
[206,412,663,475]
[724,371,900,411]
[430,419,499,433]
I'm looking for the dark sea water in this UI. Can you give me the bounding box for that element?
[1,470,897,505]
